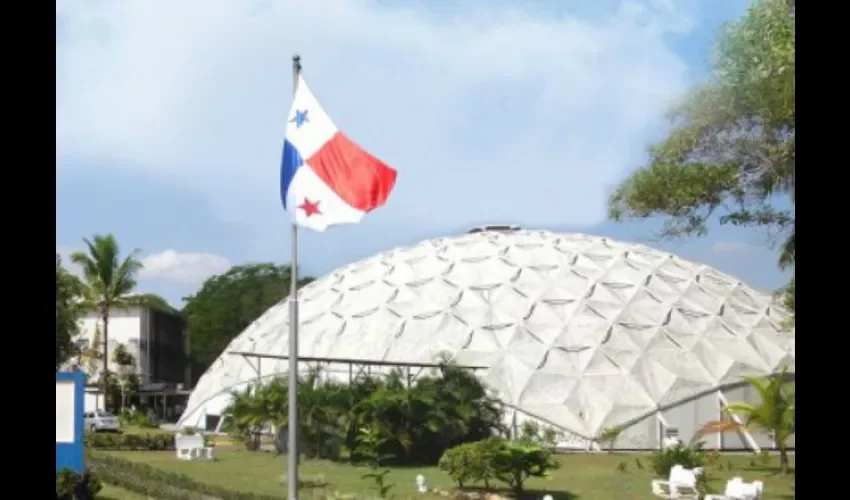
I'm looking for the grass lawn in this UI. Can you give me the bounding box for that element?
[102,449,795,499]
[98,483,152,500]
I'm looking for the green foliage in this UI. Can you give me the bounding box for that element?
[650,442,707,477]
[71,234,144,410]
[222,361,504,466]
[56,254,85,370]
[56,468,102,500]
[517,420,561,447]
[651,442,711,496]
[489,439,560,496]
[89,452,289,499]
[607,0,795,315]
[181,263,315,380]
[438,437,500,488]
[357,426,396,499]
[86,431,176,451]
[118,409,158,429]
[696,366,795,474]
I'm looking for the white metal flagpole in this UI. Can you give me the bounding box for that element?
[287,53,302,500]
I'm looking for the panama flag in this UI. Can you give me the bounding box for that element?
[280,75,398,232]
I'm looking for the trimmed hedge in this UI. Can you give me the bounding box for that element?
[86,431,213,450]
[86,432,177,450]
[89,453,285,500]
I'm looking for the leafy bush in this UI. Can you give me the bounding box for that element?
[650,442,710,495]
[490,440,560,496]
[438,438,500,488]
[518,421,561,447]
[650,441,706,477]
[223,360,504,465]
[118,409,158,428]
[86,431,176,450]
[89,452,297,499]
[56,468,102,500]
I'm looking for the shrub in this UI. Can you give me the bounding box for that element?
[517,421,561,447]
[56,468,102,500]
[119,409,158,428]
[86,432,175,451]
[182,426,197,435]
[490,440,560,497]
[223,361,505,465]
[439,438,500,488]
[650,442,706,477]
[650,442,710,495]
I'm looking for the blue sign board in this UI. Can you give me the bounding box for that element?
[56,371,86,473]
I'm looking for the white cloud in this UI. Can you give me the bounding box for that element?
[711,241,757,254]
[57,0,698,230]
[139,250,231,285]
[58,246,231,285]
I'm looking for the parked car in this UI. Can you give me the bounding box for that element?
[84,410,121,433]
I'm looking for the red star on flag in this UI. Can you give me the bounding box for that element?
[298,198,322,217]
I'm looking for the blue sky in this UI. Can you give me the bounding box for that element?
[56,0,790,307]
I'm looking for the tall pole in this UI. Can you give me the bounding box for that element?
[287,53,302,500]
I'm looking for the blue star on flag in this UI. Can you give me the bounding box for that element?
[290,109,309,128]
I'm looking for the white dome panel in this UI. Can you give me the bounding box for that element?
[179,230,795,439]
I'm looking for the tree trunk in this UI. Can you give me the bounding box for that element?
[779,445,789,474]
[102,310,110,412]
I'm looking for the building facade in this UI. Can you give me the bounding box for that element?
[71,305,190,388]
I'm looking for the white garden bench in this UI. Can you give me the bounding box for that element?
[705,477,764,500]
[175,433,214,461]
[651,464,702,499]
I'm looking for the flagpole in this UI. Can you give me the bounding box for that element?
[287,53,302,500]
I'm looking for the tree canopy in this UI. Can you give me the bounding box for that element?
[182,263,315,381]
[607,0,794,311]
[56,254,85,370]
[223,361,503,465]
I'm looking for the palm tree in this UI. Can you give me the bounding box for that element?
[71,234,143,411]
[695,367,795,474]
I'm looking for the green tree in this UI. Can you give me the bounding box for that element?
[182,263,314,380]
[607,0,795,315]
[71,234,143,410]
[221,360,504,466]
[56,254,84,370]
[695,367,795,474]
[113,344,139,411]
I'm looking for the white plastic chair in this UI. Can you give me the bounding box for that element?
[705,477,764,500]
[175,434,214,461]
[651,465,702,499]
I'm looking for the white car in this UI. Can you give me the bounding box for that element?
[84,410,121,433]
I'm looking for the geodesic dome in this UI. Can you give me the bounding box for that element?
[179,229,794,443]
